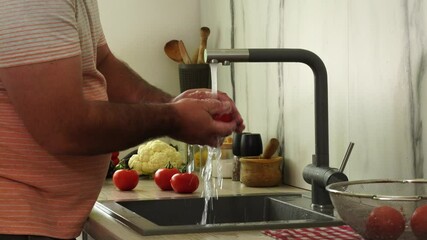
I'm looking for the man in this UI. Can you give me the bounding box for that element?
[0,1,244,239]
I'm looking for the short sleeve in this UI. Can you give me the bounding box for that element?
[0,0,81,68]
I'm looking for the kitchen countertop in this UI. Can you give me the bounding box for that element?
[84,178,308,240]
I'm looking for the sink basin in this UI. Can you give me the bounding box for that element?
[95,193,343,236]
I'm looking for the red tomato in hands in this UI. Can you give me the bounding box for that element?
[112,169,139,191]
[170,173,199,193]
[154,167,180,191]
[365,206,405,240]
[410,204,427,239]
[213,113,233,122]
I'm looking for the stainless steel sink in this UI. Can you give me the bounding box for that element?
[95,193,343,236]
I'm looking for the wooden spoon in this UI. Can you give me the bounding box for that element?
[178,40,192,64]
[191,47,199,64]
[164,40,182,63]
[197,27,211,64]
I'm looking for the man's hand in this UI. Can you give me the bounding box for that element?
[169,98,239,147]
[173,89,245,134]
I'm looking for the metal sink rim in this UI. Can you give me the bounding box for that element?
[95,192,344,236]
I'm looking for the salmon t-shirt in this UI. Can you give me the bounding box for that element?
[0,0,110,238]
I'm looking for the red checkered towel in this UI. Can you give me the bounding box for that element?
[263,225,364,240]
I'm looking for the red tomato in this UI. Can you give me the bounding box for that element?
[213,113,233,122]
[111,152,120,166]
[111,151,120,159]
[154,167,180,191]
[365,206,405,240]
[170,173,199,193]
[410,204,427,239]
[111,157,120,166]
[112,169,139,191]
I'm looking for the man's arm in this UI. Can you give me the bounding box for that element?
[96,44,173,104]
[0,55,236,156]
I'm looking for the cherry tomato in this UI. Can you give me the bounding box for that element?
[410,204,427,239]
[111,152,120,166]
[111,157,120,166]
[170,173,199,193]
[111,151,120,159]
[154,167,180,191]
[112,169,139,191]
[365,206,405,240]
[213,113,233,122]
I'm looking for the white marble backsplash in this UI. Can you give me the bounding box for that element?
[201,0,427,189]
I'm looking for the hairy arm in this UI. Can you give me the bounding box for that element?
[0,55,235,156]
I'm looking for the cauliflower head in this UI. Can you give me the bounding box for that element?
[128,139,183,175]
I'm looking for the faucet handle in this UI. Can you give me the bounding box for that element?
[324,142,355,185]
[339,142,355,173]
[303,142,354,187]
[325,142,355,185]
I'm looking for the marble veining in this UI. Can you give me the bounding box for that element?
[230,0,236,101]
[405,0,426,178]
[276,0,286,157]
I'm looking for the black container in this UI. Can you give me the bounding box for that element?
[240,133,263,157]
[232,132,244,156]
[179,64,211,93]
[232,132,251,181]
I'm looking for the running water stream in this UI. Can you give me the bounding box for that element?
[210,62,218,95]
[199,62,223,225]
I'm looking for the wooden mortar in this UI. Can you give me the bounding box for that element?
[240,156,282,187]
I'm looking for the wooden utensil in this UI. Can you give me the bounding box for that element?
[197,27,211,64]
[178,40,192,64]
[261,138,279,159]
[191,48,199,64]
[164,40,182,63]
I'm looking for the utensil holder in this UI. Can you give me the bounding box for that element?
[179,64,211,93]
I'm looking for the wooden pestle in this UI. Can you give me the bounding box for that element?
[261,138,279,159]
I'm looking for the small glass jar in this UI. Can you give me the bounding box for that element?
[232,155,241,181]
[220,142,233,160]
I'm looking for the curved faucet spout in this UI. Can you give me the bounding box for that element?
[205,48,347,209]
[206,48,329,167]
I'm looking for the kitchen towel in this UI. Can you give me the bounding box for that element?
[263,225,364,240]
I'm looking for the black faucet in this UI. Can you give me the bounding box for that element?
[205,48,348,210]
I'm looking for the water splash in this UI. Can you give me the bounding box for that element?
[200,144,222,224]
[199,63,223,225]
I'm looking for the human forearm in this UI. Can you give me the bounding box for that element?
[52,101,177,155]
[0,56,174,155]
[1,54,241,156]
[47,97,235,155]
